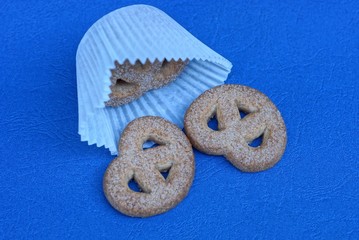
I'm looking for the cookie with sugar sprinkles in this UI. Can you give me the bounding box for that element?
[103,116,195,217]
[105,59,189,107]
[184,84,287,172]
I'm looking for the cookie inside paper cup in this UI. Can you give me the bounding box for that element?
[76,4,232,154]
[105,59,189,107]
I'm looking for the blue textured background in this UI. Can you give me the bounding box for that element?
[1,0,358,239]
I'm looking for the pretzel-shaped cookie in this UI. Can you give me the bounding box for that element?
[184,84,287,172]
[103,116,194,217]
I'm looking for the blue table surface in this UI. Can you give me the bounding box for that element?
[1,0,358,239]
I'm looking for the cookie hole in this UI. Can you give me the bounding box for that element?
[143,141,161,150]
[128,177,142,192]
[161,171,169,180]
[208,115,219,131]
[248,133,264,148]
[159,60,173,76]
[161,60,168,68]
[239,109,249,119]
[159,165,172,181]
[111,78,139,97]
[114,78,136,89]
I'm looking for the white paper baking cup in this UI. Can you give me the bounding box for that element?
[76,4,232,155]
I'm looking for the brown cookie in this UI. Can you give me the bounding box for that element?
[184,84,287,172]
[105,59,189,107]
[103,116,195,217]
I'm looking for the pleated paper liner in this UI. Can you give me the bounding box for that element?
[76,5,232,155]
